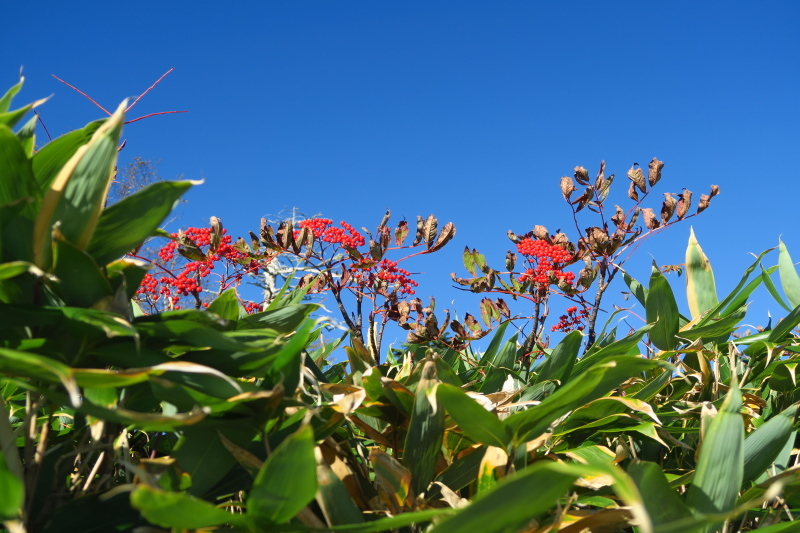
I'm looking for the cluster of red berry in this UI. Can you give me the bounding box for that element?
[136,226,267,312]
[350,259,418,295]
[297,219,366,248]
[515,238,575,286]
[551,305,590,332]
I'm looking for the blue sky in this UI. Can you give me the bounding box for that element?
[5,2,800,346]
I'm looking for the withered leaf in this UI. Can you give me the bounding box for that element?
[627,181,639,202]
[572,186,594,213]
[533,225,549,240]
[379,225,391,250]
[369,239,383,260]
[234,236,250,254]
[260,219,276,246]
[463,313,482,333]
[661,193,677,224]
[648,158,664,187]
[709,184,720,198]
[676,189,692,220]
[248,231,260,251]
[462,246,476,276]
[395,220,409,246]
[642,207,659,230]
[594,160,606,191]
[450,273,474,286]
[697,193,711,213]
[627,164,647,193]
[560,176,578,201]
[423,214,438,248]
[377,209,391,230]
[507,230,520,244]
[611,205,626,229]
[412,216,425,246]
[177,230,206,261]
[574,165,590,185]
[450,320,467,338]
[429,221,456,253]
[210,216,223,253]
[505,251,516,271]
[552,232,569,247]
[496,298,511,318]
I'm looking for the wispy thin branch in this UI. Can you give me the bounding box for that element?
[51,74,112,115]
[126,67,175,112]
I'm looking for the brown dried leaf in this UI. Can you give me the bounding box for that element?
[423,214,438,248]
[594,160,606,191]
[377,209,391,230]
[505,251,516,271]
[429,221,456,253]
[464,313,482,334]
[648,158,664,187]
[552,232,569,247]
[369,239,383,260]
[627,164,647,193]
[572,186,594,213]
[560,176,578,201]
[507,230,520,244]
[661,193,677,224]
[533,225,549,240]
[496,298,511,318]
[676,189,692,220]
[379,225,391,250]
[574,166,590,186]
[209,216,223,253]
[394,220,409,246]
[260,219,276,246]
[412,216,425,246]
[450,320,467,338]
[709,184,720,198]
[697,193,711,213]
[611,205,626,229]
[627,181,639,202]
[642,207,659,230]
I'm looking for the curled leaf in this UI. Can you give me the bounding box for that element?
[412,216,425,246]
[676,189,692,220]
[560,176,578,201]
[423,214,438,248]
[429,221,455,253]
[642,208,659,230]
[209,216,223,253]
[533,225,549,240]
[648,158,664,187]
[627,163,647,193]
[395,220,409,246]
[627,181,639,202]
[574,166,590,185]
[661,193,677,224]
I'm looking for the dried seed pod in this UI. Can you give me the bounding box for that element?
[627,164,647,193]
[648,158,664,187]
[642,207,659,229]
[574,165,590,185]
[676,189,692,220]
[661,193,677,224]
[560,175,578,201]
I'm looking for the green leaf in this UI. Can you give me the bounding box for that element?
[679,304,746,342]
[87,180,195,265]
[479,333,518,393]
[685,228,718,320]
[427,461,581,533]
[778,240,800,309]
[436,383,512,450]
[0,125,38,215]
[403,360,445,495]
[0,451,23,521]
[623,271,648,308]
[32,120,103,191]
[0,78,23,113]
[249,424,317,524]
[16,115,37,157]
[628,461,692,528]
[206,288,243,321]
[53,236,114,308]
[507,356,668,444]
[646,264,680,350]
[687,384,744,531]
[131,485,250,530]
[743,404,798,484]
[534,330,582,385]
[574,324,653,376]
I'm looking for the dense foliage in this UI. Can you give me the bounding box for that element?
[1,78,799,533]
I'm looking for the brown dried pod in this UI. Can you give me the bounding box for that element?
[560,175,578,201]
[648,158,664,187]
[661,193,677,224]
[676,189,692,220]
[611,205,626,229]
[627,164,647,193]
[642,207,660,229]
[627,181,639,202]
[533,225,549,240]
[574,165,590,185]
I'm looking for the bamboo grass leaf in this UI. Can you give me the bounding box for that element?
[403,360,445,495]
[436,383,512,450]
[685,228,718,320]
[778,240,800,309]
[743,404,798,484]
[646,263,680,350]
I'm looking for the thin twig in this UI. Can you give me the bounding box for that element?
[51,75,111,115]
[125,110,188,124]
[126,67,175,112]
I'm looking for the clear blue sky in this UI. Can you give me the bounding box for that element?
[5,2,800,344]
